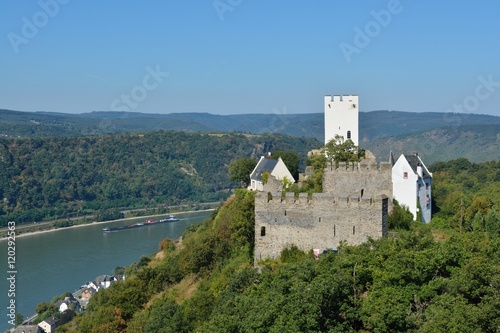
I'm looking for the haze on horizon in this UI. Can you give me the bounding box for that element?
[1,1,499,117]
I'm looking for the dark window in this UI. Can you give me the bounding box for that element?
[353,226,356,235]
[403,172,408,179]
[261,226,266,237]
[347,130,351,139]
[334,225,336,237]
[319,217,322,222]
[426,183,429,190]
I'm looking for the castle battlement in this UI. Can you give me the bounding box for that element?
[330,161,392,172]
[254,190,388,263]
[256,191,387,206]
[325,95,358,103]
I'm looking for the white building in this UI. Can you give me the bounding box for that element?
[38,317,59,333]
[392,153,433,223]
[324,95,359,146]
[249,156,294,192]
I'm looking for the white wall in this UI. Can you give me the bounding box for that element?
[324,95,359,146]
[392,155,418,219]
[271,157,295,182]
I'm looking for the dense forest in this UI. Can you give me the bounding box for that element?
[52,159,500,333]
[0,131,320,226]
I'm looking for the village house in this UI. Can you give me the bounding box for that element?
[248,156,294,192]
[77,286,98,309]
[38,317,59,333]
[55,295,81,313]
[392,153,433,223]
[95,274,116,289]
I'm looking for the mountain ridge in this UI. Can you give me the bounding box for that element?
[1,108,499,163]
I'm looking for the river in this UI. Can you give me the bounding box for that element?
[0,210,212,332]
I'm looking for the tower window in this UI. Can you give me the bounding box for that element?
[347,131,351,139]
[261,226,266,237]
[403,172,408,179]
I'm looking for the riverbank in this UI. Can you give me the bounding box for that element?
[0,209,215,241]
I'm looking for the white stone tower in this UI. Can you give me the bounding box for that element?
[324,95,359,146]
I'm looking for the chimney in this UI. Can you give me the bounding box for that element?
[417,163,423,178]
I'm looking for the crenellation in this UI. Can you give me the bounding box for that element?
[254,189,388,263]
[379,161,392,171]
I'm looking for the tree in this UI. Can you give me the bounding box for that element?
[388,199,414,230]
[15,313,23,326]
[228,158,257,187]
[325,135,364,168]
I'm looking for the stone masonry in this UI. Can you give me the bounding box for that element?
[254,192,388,263]
[323,161,393,199]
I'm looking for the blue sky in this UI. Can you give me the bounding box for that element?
[1,1,499,116]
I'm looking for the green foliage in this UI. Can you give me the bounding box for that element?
[261,171,269,185]
[114,266,125,276]
[280,244,309,263]
[228,157,257,186]
[430,159,500,232]
[145,297,185,333]
[0,131,318,226]
[300,152,326,193]
[15,313,23,326]
[94,209,124,222]
[158,238,176,252]
[137,256,151,268]
[325,135,364,168]
[388,199,414,230]
[72,177,500,333]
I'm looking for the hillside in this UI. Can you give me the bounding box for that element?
[0,131,320,226]
[57,159,500,332]
[365,124,500,164]
[2,109,499,143]
[2,108,499,164]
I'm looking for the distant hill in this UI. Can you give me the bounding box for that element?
[1,108,499,162]
[0,131,320,226]
[365,124,500,164]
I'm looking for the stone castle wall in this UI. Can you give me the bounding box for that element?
[254,192,388,263]
[323,161,393,199]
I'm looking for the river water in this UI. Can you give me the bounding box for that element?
[0,210,212,332]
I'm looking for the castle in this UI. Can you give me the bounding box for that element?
[324,94,359,146]
[254,94,395,263]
